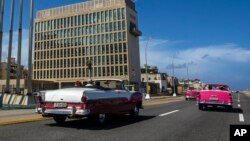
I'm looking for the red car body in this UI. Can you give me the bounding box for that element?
[197,84,233,110]
[185,88,200,100]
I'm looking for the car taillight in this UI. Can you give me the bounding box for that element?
[81,96,87,103]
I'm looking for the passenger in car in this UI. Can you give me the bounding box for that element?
[75,81,83,87]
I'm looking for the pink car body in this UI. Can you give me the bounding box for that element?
[197,84,233,110]
[185,89,200,100]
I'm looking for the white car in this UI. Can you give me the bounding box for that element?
[36,79,143,124]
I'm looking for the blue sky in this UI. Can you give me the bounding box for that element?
[1,0,250,90]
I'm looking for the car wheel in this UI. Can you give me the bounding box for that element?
[98,113,106,124]
[226,105,233,111]
[198,104,203,110]
[130,105,139,117]
[53,116,67,124]
[198,104,206,110]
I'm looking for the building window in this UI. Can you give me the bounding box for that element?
[102,67,106,76]
[120,66,123,75]
[123,32,126,41]
[101,11,104,22]
[122,8,125,19]
[117,8,121,20]
[124,54,127,63]
[113,9,117,20]
[124,65,128,75]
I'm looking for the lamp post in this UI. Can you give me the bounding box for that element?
[186,63,189,81]
[145,38,151,100]
[172,58,176,97]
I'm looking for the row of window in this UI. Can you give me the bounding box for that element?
[34,32,127,50]
[33,65,128,79]
[35,8,126,32]
[34,43,127,59]
[142,77,158,81]
[35,21,126,40]
[34,54,128,69]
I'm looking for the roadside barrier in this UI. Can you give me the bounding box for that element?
[0,93,36,106]
[0,93,2,108]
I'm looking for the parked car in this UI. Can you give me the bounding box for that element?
[197,84,233,110]
[36,79,143,124]
[184,87,200,100]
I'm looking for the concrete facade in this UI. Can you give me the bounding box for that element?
[33,0,141,88]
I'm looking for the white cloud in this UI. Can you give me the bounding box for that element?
[139,37,250,87]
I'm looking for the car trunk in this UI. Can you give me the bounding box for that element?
[45,88,94,103]
[199,90,232,103]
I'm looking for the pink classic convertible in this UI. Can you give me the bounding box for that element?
[36,79,143,124]
[197,84,233,110]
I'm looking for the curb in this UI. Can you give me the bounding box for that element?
[0,115,50,126]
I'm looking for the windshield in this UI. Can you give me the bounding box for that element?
[205,84,229,91]
[97,80,124,90]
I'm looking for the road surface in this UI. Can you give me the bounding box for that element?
[0,93,249,141]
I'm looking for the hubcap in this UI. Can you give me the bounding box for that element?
[134,106,139,115]
[99,113,106,123]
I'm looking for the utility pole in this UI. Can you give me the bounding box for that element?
[27,0,34,94]
[172,58,176,97]
[186,64,189,80]
[145,37,151,100]
[16,0,23,94]
[0,0,4,79]
[6,0,15,93]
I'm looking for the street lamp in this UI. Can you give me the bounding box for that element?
[172,58,176,97]
[186,63,189,81]
[145,37,151,100]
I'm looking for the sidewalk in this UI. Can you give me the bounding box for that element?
[0,96,184,125]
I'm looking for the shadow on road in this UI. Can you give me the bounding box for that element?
[203,107,243,113]
[45,115,155,130]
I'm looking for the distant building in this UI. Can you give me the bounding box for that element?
[141,65,169,94]
[0,58,25,93]
[179,79,203,90]
[0,58,25,80]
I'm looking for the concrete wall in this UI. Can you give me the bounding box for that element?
[0,93,36,106]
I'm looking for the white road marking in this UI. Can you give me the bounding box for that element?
[239,114,244,122]
[238,104,241,108]
[159,110,180,117]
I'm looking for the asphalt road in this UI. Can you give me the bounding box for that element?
[0,93,249,141]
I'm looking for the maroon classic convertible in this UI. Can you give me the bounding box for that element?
[36,79,143,124]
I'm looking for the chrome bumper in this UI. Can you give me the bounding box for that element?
[198,101,232,105]
[43,108,90,116]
